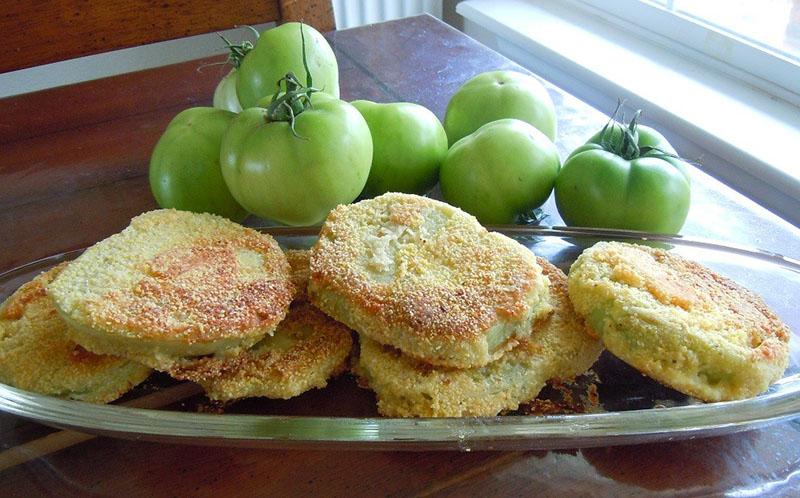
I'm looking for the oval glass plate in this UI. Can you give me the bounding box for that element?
[0,226,798,451]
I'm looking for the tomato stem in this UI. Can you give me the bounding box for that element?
[598,100,679,161]
[265,23,320,139]
[219,26,259,68]
[517,207,549,225]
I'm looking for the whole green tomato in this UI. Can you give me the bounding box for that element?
[220,92,372,226]
[236,22,339,109]
[439,119,561,225]
[571,120,679,160]
[555,116,691,233]
[351,100,448,197]
[444,70,557,146]
[213,69,243,113]
[149,107,248,221]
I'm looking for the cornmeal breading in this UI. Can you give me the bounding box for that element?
[568,241,790,402]
[0,264,151,403]
[309,193,552,368]
[285,249,311,302]
[170,251,353,401]
[354,259,603,417]
[48,210,295,371]
[171,302,352,401]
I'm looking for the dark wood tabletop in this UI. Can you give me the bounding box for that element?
[1,14,800,496]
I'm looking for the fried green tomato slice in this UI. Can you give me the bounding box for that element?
[285,249,312,302]
[568,241,790,402]
[48,210,295,371]
[169,250,353,401]
[0,264,151,403]
[309,193,552,369]
[354,259,603,417]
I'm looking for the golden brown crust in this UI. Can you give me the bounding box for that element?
[568,241,791,401]
[0,264,151,403]
[171,302,353,401]
[285,249,311,302]
[97,236,292,343]
[169,249,352,401]
[355,259,603,417]
[309,193,551,368]
[48,210,294,369]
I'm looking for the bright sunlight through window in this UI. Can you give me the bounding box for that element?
[650,0,800,62]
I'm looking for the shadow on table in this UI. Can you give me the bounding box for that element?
[582,422,800,492]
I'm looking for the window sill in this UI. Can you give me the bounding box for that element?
[457,0,800,225]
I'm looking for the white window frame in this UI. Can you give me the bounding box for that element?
[573,0,800,107]
[457,0,800,226]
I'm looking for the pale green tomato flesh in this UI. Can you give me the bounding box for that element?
[237,22,340,109]
[220,97,372,226]
[213,68,243,113]
[440,118,561,225]
[351,100,448,197]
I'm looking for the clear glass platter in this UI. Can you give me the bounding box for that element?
[0,226,798,451]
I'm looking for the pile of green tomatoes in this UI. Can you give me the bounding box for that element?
[150,22,690,233]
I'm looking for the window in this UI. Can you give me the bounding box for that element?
[576,0,800,106]
[458,0,800,224]
[652,0,800,61]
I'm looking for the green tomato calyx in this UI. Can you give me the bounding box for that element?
[517,207,549,225]
[266,72,318,132]
[598,101,679,162]
[220,26,260,68]
[265,23,320,138]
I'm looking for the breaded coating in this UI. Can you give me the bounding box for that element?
[354,259,603,417]
[48,210,295,371]
[170,250,353,401]
[0,264,151,403]
[568,241,790,402]
[171,302,352,401]
[309,193,552,368]
[285,249,311,302]
[169,250,353,401]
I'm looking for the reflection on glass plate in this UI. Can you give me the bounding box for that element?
[0,226,798,451]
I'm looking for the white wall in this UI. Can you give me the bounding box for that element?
[333,0,442,29]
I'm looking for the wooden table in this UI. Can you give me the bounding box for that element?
[2,15,800,496]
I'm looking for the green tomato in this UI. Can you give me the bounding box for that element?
[440,119,561,225]
[149,107,248,221]
[236,22,339,109]
[570,122,678,158]
[351,100,448,197]
[213,68,243,113]
[632,125,676,153]
[555,122,691,233]
[220,93,372,226]
[444,70,557,146]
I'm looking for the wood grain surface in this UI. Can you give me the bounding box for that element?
[1,14,800,497]
[280,0,336,32]
[0,1,279,73]
[0,0,337,73]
